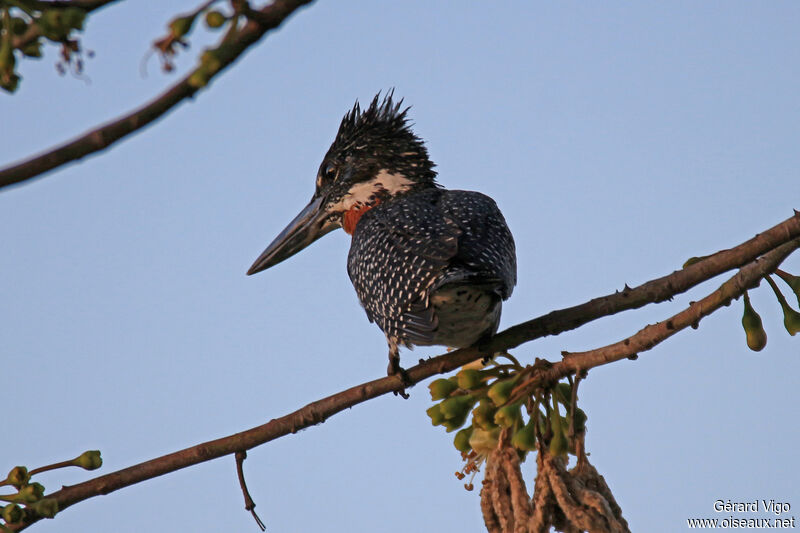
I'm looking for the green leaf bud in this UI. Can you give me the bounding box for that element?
[17,482,45,503]
[741,292,767,351]
[21,41,43,58]
[783,306,800,336]
[62,7,86,31]
[204,10,227,29]
[442,411,470,432]
[471,399,498,430]
[72,450,102,471]
[453,426,474,452]
[6,466,29,489]
[40,10,63,30]
[168,15,195,38]
[2,503,23,524]
[554,382,572,407]
[440,395,477,421]
[426,403,445,426]
[766,277,800,337]
[511,418,538,452]
[487,376,518,406]
[39,10,68,41]
[493,403,521,428]
[428,378,458,400]
[456,368,483,390]
[775,269,800,307]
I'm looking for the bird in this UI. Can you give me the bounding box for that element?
[247,92,517,383]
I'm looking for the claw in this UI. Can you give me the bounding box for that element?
[387,341,411,399]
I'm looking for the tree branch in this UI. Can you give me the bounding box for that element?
[23,0,120,11]
[0,0,314,190]
[525,237,800,394]
[9,0,120,50]
[10,211,798,530]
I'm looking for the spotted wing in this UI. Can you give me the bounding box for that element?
[347,189,460,345]
[347,188,516,346]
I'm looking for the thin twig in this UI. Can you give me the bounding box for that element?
[235,451,265,531]
[10,0,119,50]
[0,0,315,189]
[543,238,800,387]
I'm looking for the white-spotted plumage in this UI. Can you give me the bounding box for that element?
[248,92,517,376]
[347,188,516,352]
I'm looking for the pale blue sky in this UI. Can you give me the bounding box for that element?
[2,2,799,532]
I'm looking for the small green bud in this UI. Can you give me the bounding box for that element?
[428,378,458,400]
[775,269,800,307]
[456,368,483,390]
[553,382,572,407]
[2,503,23,524]
[471,399,498,430]
[204,10,227,29]
[40,10,63,30]
[72,450,102,470]
[442,411,470,433]
[783,306,800,336]
[468,427,501,455]
[426,404,445,426]
[741,292,767,351]
[7,466,29,488]
[453,426,474,452]
[168,15,195,38]
[21,41,43,58]
[440,395,476,421]
[62,7,86,30]
[766,276,800,337]
[440,395,476,431]
[17,482,45,503]
[487,376,518,406]
[31,498,59,518]
[511,417,538,452]
[493,403,521,428]
[38,10,68,41]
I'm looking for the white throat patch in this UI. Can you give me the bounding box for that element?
[332,170,414,212]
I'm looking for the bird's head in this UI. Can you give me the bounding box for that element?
[247,92,438,275]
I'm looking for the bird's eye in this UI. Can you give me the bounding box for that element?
[321,163,337,182]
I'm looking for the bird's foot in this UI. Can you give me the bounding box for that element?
[387,354,411,399]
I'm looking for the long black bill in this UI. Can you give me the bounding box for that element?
[247,196,336,275]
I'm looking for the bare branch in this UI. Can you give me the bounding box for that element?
[0,0,314,190]
[11,211,800,530]
[537,237,800,387]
